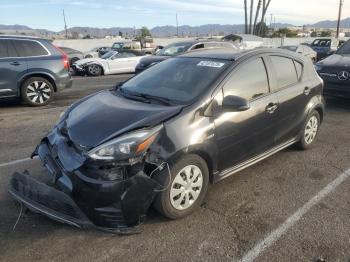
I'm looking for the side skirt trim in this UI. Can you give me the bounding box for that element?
[215,138,298,182]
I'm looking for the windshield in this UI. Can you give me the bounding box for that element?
[336,40,350,55]
[280,46,298,52]
[101,51,117,59]
[311,39,331,47]
[120,57,231,104]
[156,42,193,56]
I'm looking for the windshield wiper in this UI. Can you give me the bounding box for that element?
[136,93,176,106]
[118,88,151,103]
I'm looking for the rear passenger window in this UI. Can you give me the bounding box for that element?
[223,58,269,101]
[0,41,8,58]
[270,56,298,89]
[294,61,303,80]
[0,40,18,58]
[13,40,48,57]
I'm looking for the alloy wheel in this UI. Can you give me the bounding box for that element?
[88,64,101,75]
[26,81,52,105]
[304,115,319,144]
[170,165,203,210]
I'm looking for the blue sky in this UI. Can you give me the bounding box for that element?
[0,0,348,31]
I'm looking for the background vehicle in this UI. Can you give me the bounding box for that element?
[58,47,84,65]
[10,48,324,231]
[84,46,111,58]
[135,40,238,73]
[316,39,350,97]
[0,35,72,106]
[310,38,339,61]
[73,50,144,76]
[280,45,317,62]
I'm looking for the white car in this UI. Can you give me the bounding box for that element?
[74,50,145,76]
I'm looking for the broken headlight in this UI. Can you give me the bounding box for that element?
[88,125,163,161]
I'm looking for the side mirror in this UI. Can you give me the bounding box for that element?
[222,95,250,112]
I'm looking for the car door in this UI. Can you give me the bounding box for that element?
[214,57,279,172]
[108,52,137,74]
[0,39,27,98]
[267,55,309,145]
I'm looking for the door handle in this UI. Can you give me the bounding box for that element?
[266,103,278,114]
[10,61,21,66]
[304,86,312,95]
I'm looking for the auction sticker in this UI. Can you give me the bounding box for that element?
[197,61,225,68]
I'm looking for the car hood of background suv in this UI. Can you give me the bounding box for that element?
[318,53,350,67]
[65,90,183,148]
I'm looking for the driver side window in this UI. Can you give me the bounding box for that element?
[223,58,269,101]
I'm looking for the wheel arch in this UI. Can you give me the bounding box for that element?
[19,72,57,93]
[164,147,217,184]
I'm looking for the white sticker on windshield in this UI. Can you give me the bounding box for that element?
[197,61,225,68]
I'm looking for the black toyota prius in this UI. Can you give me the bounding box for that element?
[9,48,325,233]
[315,39,350,97]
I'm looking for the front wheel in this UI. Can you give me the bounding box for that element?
[87,64,103,76]
[21,77,54,106]
[153,154,209,219]
[296,110,321,149]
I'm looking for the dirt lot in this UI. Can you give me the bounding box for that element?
[0,75,349,262]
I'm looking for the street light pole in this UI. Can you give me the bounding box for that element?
[336,0,344,38]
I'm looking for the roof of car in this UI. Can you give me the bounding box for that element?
[0,35,47,41]
[179,48,303,61]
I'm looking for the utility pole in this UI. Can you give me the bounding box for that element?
[249,0,254,34]
[63,9,68,39]
[176,13,179,37]
[253,0,262,35]
[244,0,248,34]
[336,0,344,38]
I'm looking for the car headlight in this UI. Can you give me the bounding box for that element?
[88,125,163,161]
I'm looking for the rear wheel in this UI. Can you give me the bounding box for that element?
[21,77,54,106]
[87,64,103,76]
[296,110,320,149]
[153,154,209,219]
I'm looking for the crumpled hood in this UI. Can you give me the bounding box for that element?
[318,54,350,67]
[75,58,104,66]
[66,90,182,148]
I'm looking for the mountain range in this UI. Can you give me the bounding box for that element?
[0,17,349,38]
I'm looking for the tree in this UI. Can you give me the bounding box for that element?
[272,28,297,38]
[310,31,317,37]
[255,22,268,37]
[140,27,152,38]
[320,31,331,37]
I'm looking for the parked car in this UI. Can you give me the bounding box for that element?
[310,38,339,61]
[112,41,142,51]
[280,45,317,62]
[73,50,144,76]
[315,39,350,97]
[135,40,238,73]
[0,36,72,106]
[84,46,111,58]
[9,48,325,232]
[58,47,84,65]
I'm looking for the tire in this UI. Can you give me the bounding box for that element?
[21,77,54,106]
[153,154,209,220]
[296,110,321,150]
[87,64,103,76]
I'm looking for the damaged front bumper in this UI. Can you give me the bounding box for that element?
[9,127,163,233]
